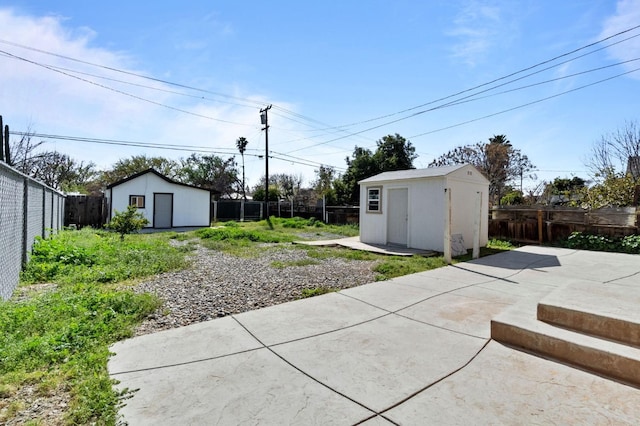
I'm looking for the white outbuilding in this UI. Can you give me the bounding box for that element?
[106,169,211,229]
[358,164,489,257]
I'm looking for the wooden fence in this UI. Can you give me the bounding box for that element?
[64,195,108,229]
[489,206,639,244]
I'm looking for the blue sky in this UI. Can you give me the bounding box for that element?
[1,1,639,192]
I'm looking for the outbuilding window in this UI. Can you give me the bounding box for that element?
[367,187,382,213]
[129,195,145,208]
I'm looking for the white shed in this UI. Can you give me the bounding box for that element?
[106,169,211,229]
[358,164,489,255]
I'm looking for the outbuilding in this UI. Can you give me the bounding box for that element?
[358,164,489,256]
[106,168,211,229]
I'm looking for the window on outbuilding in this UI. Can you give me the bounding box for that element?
[129,195,145,208]
[367,187,382,213]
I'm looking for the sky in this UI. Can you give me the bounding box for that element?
[1,0,639,193]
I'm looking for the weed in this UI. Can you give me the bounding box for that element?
[300,287,337,298]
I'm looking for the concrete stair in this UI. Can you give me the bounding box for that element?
[491,282,640,387]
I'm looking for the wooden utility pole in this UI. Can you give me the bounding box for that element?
[260,105,272,220]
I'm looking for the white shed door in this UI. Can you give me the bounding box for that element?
[154,193,173,228]
[387,188,408,246]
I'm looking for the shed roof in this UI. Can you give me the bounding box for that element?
[358,164,487,184]
[106,168,215,193]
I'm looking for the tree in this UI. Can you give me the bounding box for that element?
[584,169,637,208]
[6,126,45,173]
[106,205,149,241]
[251,173,303,203]
[312,165,337,206]
[430,134,535,205]
[251,186,280,202]
[29,151,98,192]
[586,120,640,181]
[179,154,240,198]
[101,155,180,187]
[236,137,249,200]
[338,134,417,204]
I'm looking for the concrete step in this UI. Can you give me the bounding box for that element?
[491,302,640,387]
[537,281,640,348]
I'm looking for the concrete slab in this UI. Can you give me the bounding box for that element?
[398,292,510,338]
[113,348,374,425]
[108,316,261,374]
[272,314,486,412]
[384,341,640,425]
[338,280,442,312]
[294,236,437,257]
[233,292,387,346]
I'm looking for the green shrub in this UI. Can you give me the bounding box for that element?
[564,231,640,254]
[105,205,149,241]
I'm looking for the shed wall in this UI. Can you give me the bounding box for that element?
[447,176,489,250]
[359,165,489,252]
[109,173,210,227]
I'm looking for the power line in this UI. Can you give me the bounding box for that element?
[0,49,259,127]
[8,130,346,171]
[302,26,640,133]
[285,25,640,153]
[408,66,640,139]
[0,38,268,109]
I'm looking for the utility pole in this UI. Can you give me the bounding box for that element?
[260,105,272,220]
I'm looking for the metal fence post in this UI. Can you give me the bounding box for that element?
[22,177,28,267]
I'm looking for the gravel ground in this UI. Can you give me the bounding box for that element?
[133,242,380,336]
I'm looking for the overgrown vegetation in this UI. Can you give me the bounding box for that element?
[1,228,187,425]
[563,231,640,254]
[22,228,188,285]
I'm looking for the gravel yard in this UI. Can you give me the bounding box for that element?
[133,242,380,336]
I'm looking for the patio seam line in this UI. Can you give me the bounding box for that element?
[336,289,492,340]
[392,313,488,341]
[231,316,379,418]
[109,346,264,376]
[266,312,392,348]
[604,269,640,284]
[352,413,400,426]
[374,339,492,419]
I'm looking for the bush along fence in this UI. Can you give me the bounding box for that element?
[0,161,65,300]
[489,206,639,244]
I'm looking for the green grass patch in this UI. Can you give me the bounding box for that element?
[300,287,337,298]
[373,255,448,281]
[1,228,188,425]
[21,228,189,285]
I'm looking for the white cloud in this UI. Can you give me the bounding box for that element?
[0,8,285,186]
[599,0,640,78]
[447,0,504,67]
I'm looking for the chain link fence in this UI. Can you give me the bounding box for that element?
[0,162,65,300]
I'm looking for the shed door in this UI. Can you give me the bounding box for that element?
[154,193,173,228]
[387,188,408,246]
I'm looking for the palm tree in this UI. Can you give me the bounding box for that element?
[236,137,249,200]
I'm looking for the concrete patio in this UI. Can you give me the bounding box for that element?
[108,246,640,425]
